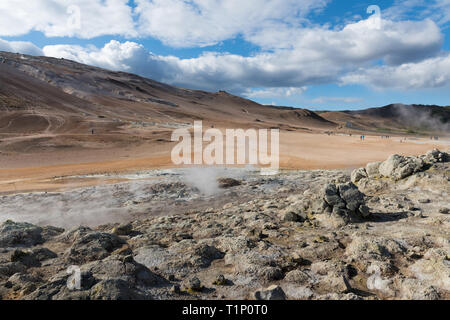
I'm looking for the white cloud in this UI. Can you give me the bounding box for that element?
[40,14,444,95]
[133,0,442,60]
[0,1,446,98]
[384,0,450,26]
[0,0,331,45]
[135,0,330,47]
[247,18,442,65]
[0,38,43,56]
[341,53,450,89]
[0,0,136,38]
[42,41,341,94]
[244,87,307,99]
[310,97,364,104]
[43,41,146,71]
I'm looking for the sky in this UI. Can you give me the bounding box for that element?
[1,0,450,110]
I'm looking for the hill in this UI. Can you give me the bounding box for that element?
[321,104,450,134]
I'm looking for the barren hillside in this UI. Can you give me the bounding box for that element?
[321,104,450,134]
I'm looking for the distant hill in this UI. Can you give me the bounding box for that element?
[321,104,450,134]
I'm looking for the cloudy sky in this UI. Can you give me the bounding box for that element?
[1,0,450,110]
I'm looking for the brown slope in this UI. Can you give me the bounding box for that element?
[0,62,123,134]
[0,51,335,133]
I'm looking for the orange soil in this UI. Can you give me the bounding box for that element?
[0,131,445,194]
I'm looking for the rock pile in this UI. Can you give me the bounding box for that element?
[302,182,371,228]
[352,149,449,184]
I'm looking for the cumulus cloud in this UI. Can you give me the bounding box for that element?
[310,97,364,104]
[0,0,136,38]
[247,18,442,65]
[0,38,43,56]
[134,0,443,63]
[1,1,448,98]
[43,41,147,71]
[244,87,308,99]
[384,0,450,26]
[40,14,444,94]
[43,41,336,94]
[341,53,450,90]
[0,0,330,46]
[135,0,330,47]
[42,40,351,94]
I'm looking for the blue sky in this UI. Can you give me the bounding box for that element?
[1,0,450,110]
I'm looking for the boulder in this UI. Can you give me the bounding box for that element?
[134,245,171,270]
[4,273,40,296]
[399,279,441,300]
[325,183,369,219]
[303,182,371,227]
[379,154,424,180]
[192,244,225,268]
[111,223,133,236]
[0,262,27,277]
[213,274,228,286]
[254,285,286,300]
[345,235,406,262]
[218,178,241,188]
[351,168,367,184]
[25,254,161,300]
[64,232,126,264]
[89,279,149,300]
[366,161,382,178]
[338,183,364,212]
[282,211,303,222]
[408,248,450,292]
[10,247,57,268]
[422,149,449,164]
[257,266,284,281]
[284,270,311,284]
[83,256,160,287]
[188,277,203,292]
[323,184,345,208]
[10,249,40,268]
[0,221,44,248]
[359,205,371,218]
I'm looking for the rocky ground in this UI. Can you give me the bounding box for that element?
[0,150,448,300]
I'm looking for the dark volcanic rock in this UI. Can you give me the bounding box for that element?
[65,232,126,264]
[218,178,241,188]
[0,221,44,248]
[318,182,370,223]
[89,279,150,300]
[254,285,286,300]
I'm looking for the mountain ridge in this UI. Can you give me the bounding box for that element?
[0,51,448,140]
[0,51,336,133]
